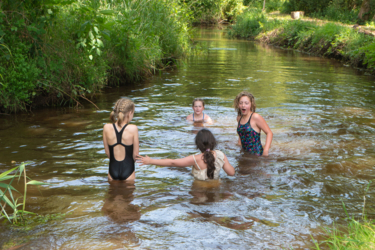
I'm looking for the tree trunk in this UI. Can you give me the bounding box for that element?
[262,0,266,12]
[358,0,371,21]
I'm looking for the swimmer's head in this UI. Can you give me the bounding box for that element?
[192,98,205,107]
[234,91,256,116]
[195,129,217,179]
[110,98,135,127]
[192,98,205,116]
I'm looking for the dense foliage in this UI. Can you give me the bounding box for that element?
[179,0,245,23]
[0,0,190,112]
[229,8,375,73]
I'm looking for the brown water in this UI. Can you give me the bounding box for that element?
[1,27,375,249]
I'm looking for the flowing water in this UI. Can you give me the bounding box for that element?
[1,27,375,249]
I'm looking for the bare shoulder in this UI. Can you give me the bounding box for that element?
[103,123,113,131]
[186,114,193,121]
[236,115,241,122]
[126,124,138,132]
[252,112,264,120]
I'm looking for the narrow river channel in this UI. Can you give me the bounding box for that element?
[1,27,375,249]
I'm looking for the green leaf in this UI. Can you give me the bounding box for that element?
[93,26,99,34]
[101,31,111,41]
[0,190,16,209]
[97,39,103,47]
[99,10,114,15]
[89,55,93,60]
[26,180,50,185]
[0,166,19,179]
[0,175,17,182]
[96,48,101,56]
[0,183,19,193]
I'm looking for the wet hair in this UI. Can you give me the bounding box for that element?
[192,98,205,107]
[195,129,217,179]
[233,91,256,116]
[109,98,135,128]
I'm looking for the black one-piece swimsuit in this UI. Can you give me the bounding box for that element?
[108,124,135,180]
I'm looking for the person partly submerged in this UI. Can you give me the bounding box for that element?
[136,129,234,180]
[186,98,213,124]
[234,91,273,156]
[103,98,139,182]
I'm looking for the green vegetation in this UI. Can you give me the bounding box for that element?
[313,182,375,249]
[0,0,191,113]
[180,0,245,24]
[229,8,375,73]
[0,162,48,224]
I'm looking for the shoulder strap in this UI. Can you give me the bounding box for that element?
[203,113,205,120]
[238,115,243,126]
[192,155,201,170]
[114,123,128,144]
[248,113,253,124]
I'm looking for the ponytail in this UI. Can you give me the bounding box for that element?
[195,129,217,179]
[203,150,215,179]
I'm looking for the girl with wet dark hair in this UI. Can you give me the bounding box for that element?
[136,129,235,180]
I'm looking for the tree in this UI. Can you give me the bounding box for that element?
[358,0,371,21]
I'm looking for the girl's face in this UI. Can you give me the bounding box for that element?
[238,96,251,115]
[193,101,204,115]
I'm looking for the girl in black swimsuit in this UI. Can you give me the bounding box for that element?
[103,98,139,181]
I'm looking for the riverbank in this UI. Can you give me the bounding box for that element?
[0,0,190,113]
[228,9,375,75]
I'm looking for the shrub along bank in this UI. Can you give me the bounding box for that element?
[0,0,190,113]
[228,9,375,74]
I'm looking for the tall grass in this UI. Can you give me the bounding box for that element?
[313,182,375,249]
[0,162,48,224]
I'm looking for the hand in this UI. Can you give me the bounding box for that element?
[136,154,151,166]
[262,150,269,157]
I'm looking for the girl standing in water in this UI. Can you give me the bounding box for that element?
[234,91,273,156]
[137,129,235,180]
[186,98,213,124]
[103,98,139,181]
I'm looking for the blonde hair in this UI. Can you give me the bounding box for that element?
[234,91,256,116]
[109,98,135,128]
[192,98,205,107]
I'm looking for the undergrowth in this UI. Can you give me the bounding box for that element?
[229,8,375,73]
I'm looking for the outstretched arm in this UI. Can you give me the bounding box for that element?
[254,114,273,156]
[137,155,195,167]
[222,154,235,176]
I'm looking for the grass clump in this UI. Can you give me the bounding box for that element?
[1,162,48,225]
[313,181,375,249]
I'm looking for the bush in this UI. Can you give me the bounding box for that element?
[0,0,192,112]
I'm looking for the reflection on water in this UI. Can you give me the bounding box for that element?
[102,181,141,223]
[189,179,233,204]
[0,27,375,249]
